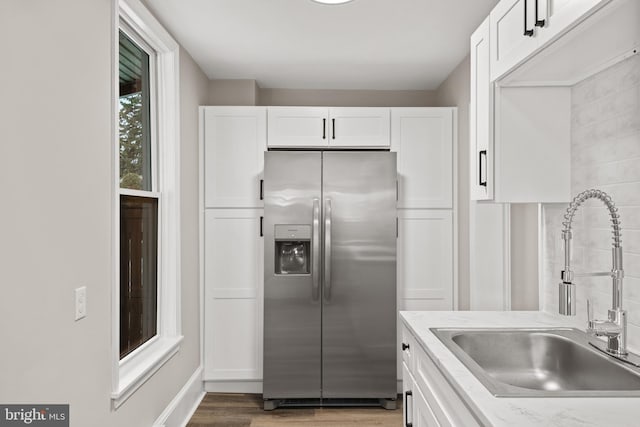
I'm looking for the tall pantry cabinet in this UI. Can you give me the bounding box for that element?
[201,106,456,392]
[202,107,266,385]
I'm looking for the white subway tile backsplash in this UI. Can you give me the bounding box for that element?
[542,54,640,350]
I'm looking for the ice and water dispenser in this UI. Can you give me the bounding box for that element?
[274,224,311,275]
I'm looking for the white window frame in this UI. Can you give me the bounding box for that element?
[111,0,182,409]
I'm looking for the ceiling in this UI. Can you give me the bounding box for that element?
[145,0,499,90]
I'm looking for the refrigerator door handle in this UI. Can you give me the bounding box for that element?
[324,198,332,301]
[312,198,320,301]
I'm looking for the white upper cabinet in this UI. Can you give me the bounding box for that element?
[471,15,572,203]
[267,107,390,148]
[267,107,329,148]
[202,106,266,208]
[490,0,609,81]
[490,0,539,81]
[391,108,454,209]
[535,0,609,45]
[329,107,390,148]
[470,17,493,201]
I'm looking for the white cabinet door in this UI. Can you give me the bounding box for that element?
[414,386,441,427]
[267,107,329,148]
[536,0,609,46]
[391,108,454,209]
[203,107,266,208]
[397,210,453,311]
[402,363,414,427]
[204,209,263,381]
[470,17,493,201]
[403,363,440,427]
[490,0,539,81]
[328,107,390,147]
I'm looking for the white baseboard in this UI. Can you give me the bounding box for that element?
[204,380,263,394]
[153,366,205,427]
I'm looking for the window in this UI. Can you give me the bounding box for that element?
[112,0,181,408]
[118,29,158,360]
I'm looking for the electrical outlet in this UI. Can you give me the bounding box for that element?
[75,286,87,321]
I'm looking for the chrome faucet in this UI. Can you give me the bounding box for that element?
[558,189,627,356]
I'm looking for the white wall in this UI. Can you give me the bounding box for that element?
[0,1,208,425]
[542,54,640,348]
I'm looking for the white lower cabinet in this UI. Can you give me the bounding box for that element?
[204,209,263,382]
[402,325,481,427]
[403,363,440,427]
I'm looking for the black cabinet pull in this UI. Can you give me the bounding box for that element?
[405,390,413,427]
[534,0,545,27]
[322,118,326,139]
[259,179,264,200]
[260,216,264,237]
[402,342,410,351]
[332,118,336,140]
[479,150,487,187]
[523,0,534,36]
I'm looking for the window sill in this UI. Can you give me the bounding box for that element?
[112,335,183,408]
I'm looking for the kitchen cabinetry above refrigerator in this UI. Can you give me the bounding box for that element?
[267,107,390,148]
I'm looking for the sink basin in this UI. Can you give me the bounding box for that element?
[431,328,640,397]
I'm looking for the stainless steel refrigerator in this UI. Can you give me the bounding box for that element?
[263,151,397,410]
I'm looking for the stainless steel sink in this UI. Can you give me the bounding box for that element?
[431,328,640,397]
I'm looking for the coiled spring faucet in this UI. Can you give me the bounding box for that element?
[559,189,626,356]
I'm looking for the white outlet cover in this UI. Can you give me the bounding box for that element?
[75,286,87,321]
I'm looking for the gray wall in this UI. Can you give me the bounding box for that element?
[209,79,259,105]
[435,55,471,310]
[510,204,539,310]
[0,1,208,425]
[207,79,437,107]
[259,87,437,107]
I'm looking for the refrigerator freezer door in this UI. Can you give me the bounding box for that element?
[263,151,322,399]
[321,151,397,399]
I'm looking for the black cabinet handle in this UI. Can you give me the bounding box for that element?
[534,0,545,27]
[405,390,413,427]
[260,216,264,237]
[402,342,410,351]
[332,118,336,140]
[524,0,534,36]
[322,118,326,139]
[479,150,487,187]
[259,179,264,200]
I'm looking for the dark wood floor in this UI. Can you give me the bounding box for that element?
[188,393,402,427]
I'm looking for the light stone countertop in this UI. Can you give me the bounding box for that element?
[400,311,640,427]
